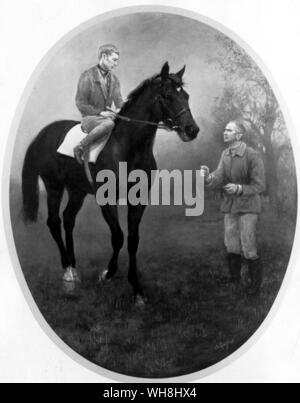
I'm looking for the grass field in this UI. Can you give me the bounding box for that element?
[10,183,296,378]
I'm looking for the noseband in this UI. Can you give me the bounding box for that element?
[174,106,191,121]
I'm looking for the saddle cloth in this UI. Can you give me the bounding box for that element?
[57,124,110,163]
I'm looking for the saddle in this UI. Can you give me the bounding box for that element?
[57,124,110,163]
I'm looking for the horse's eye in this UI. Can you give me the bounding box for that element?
[176,87,182,92]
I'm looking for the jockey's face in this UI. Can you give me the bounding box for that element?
[100,52,119,72]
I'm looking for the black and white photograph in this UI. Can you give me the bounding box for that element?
[1,0,300,383]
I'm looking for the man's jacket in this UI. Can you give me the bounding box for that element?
[209,142,266,214]
[75,65,123,117]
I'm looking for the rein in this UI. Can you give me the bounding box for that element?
[112,113,172,130]
[107,103,190,132]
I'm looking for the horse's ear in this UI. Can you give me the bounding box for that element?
[160,62,170,81]
[176,65,186,80]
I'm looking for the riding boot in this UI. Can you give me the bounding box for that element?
[73,124,111,165]
[246,258,263,296]
[222,253,242,284]
[74,143,85,164]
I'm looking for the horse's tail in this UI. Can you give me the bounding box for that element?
[22,141,39,222]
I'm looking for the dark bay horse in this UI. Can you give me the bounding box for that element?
[22,62,199,305]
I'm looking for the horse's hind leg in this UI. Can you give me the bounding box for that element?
[100,204,124,281]
[63,188,86,276]
[44,182,70,269]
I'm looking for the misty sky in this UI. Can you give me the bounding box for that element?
[11,12,232,180]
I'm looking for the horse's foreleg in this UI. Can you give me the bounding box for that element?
[63,189,85,269]
[101,204,124,280]
[127,204,147,302]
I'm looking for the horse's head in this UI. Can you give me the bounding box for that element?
[154,62,200,142]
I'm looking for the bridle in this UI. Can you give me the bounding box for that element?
[156,94,191,131]
[107,92,191,132]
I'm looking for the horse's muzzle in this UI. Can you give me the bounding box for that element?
[184,124,200,141]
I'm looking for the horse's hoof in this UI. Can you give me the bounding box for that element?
[98,269,111,284]
[62,267,81,296]
[62,267,81,283]
[134,294,147,308]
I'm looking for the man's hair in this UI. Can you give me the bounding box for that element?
[98,44,119,59]
[232,119,246,136]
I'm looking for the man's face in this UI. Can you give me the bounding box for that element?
[100,52,119,72]
[223,122,241,144]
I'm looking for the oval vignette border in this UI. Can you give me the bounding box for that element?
[2,5,299,382]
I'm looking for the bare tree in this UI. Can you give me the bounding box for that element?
[208,35,294,211]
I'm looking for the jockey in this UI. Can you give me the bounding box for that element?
[73,44,124,164]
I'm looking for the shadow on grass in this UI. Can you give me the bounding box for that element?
[9,183,296,378]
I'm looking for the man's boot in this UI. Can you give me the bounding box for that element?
[73,143,85,164]
[222,253,242,284]
[73,123,111,165]
[246,258,262,296]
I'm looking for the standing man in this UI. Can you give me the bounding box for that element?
[74,44,124,163]
[201,120,266,296]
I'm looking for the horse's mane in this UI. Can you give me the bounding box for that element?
[119,74,159,115]
[119,72,185,116]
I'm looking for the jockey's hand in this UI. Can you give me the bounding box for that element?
[100,111,116,119]
[223,183,240,195]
